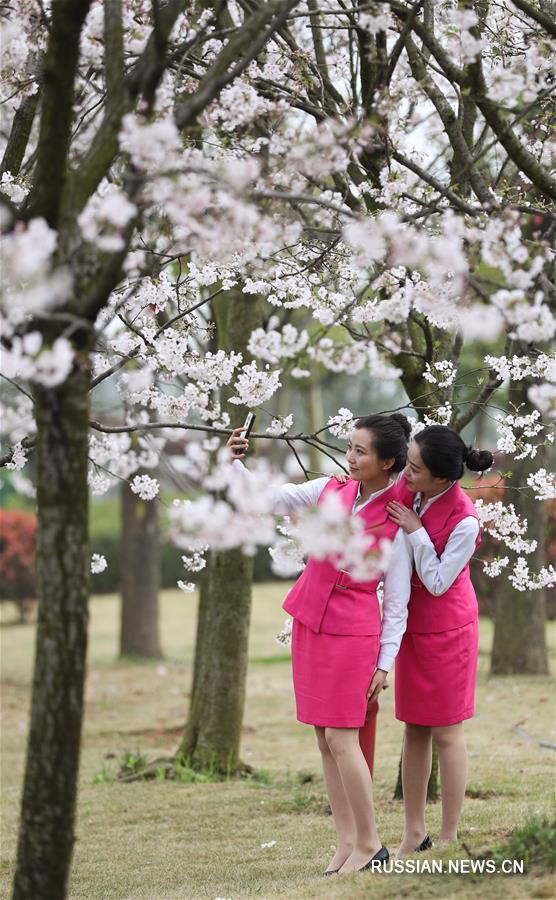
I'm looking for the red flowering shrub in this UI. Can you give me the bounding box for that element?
[0,509,37,620]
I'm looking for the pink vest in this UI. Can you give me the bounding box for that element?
[282,477,400,635]
[398,475,481,633]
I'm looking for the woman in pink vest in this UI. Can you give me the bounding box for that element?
[386,425,493,857]
[228,414,412,874]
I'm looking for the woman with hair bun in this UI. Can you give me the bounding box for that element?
[387,424,493,857]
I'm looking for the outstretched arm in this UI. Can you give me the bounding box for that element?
[227,427,329,516]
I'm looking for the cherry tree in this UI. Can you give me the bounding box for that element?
[1,1,555,896]
[1,2,301,896]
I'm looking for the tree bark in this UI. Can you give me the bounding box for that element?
[119,472,162,658]
[178,288,262,773]
[178,547,253,773]
[12,353,91,900]
[491,373,549,675]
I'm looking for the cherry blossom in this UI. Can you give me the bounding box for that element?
[90,554,107,575]
[129,474,160,501]
[327,408,356,439]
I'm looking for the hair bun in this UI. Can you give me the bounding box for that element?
[465,446,493,473]
[389,413,412,440]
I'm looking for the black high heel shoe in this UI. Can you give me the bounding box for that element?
[322,868,339,876]
[358,846,390,871]
[415,834,433,852]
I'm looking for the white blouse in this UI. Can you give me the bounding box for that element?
[406,483,479,597]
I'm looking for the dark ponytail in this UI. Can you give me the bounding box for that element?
[414,425,493,480]
[355,413,411,473]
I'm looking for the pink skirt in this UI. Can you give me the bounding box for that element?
[291,619,380,728]
[395,618,479,726]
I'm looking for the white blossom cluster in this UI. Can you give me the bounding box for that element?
[90,553,107,574]
[309,338,400,380]
[423,361,457,388]
[439,8,484,65]
[130,474,160,501]
[509,558,556,592]
[168,459,282,557]
[4,441,28,471]
[0,219,71,327]
[181,550,207,573]
[177,580,195,594]
[247,323,308,364]
[266,415,293,437]
[343,211,468,332]
[269,518,306,577]
[423,404,454,428]
[494,410,545,460]
[474,500,537,555]
[169,455,392,582]
[274,617,293,649]
[286,492,394,583]
[78,182,137,252]
[88,433,164,496]
[526,469,556,501]
[327,408,356,439]
[1,332,74,389]
[484,354,555,385]
[528,384,556,420]
[229,362,282,408]
[482,556,509,578]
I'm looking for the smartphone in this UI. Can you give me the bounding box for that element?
[241,412,256,438]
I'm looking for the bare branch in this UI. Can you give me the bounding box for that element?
[175,0,301,129]
[467,57,556,202]
[27,0,92,226]
[510,0,556,37]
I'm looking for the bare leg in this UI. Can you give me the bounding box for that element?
[432,723,467,843]
[397,723,432,857]
[324,727,382,874]
[314,727,355,872]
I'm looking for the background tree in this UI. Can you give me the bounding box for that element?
[119,464,162,658]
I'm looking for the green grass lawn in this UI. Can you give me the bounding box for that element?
[1,587,555,899]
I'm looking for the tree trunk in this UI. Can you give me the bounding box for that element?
[12,356,91,900]
[178,289,262,773]
[178,547,253,772]
[491,374,549,675]
[119,472,162,658]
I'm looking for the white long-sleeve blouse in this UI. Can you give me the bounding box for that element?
[406,483,479,597]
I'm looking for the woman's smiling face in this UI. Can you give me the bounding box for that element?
[346,427,394,481]
[404,440,450,494]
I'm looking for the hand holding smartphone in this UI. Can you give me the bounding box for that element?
[227,413,256,459]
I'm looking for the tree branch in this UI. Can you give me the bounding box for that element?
[104,0,124,114]
[510,0,556,37]
[403,34,494,206]
[67,0,187,215]
[0,55,42,178]
[467,56,556,202]
[175,0,301,129]
[26,0,92,226]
